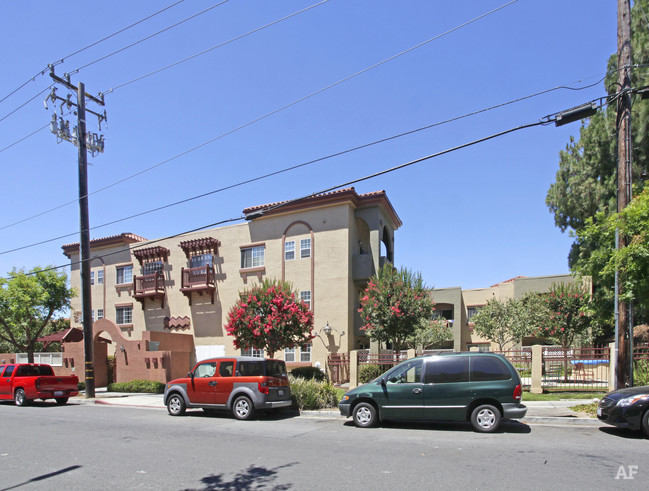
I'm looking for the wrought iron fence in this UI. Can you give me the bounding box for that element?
[541,346,610,392]
[327,353,350,385]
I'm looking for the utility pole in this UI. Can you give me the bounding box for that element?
[46,68,106,398]
[615,0,632,388]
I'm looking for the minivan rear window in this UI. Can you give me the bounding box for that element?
[424,357,470,384]
[470,357,511,381]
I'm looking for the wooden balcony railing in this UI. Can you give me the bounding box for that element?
[133,271,165,307]
[180,265,216,305]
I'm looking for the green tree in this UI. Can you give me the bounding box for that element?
[358,264,436,353]
[536,283,592,351]
[224,278,314,358]
[546,0,649,330]
[405,317,452,352]
[574,188,649,324]
[471,297,536,351]
[0,267,74,362]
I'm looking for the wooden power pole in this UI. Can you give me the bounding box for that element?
[616,0,632,388]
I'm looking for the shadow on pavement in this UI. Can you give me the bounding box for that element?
[343,419,532,434]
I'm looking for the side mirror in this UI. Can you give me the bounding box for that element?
[187,371,194,379]
[380,377,387,386]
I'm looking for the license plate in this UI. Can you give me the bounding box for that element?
[54,391,64,396]
[278,390,284,396]
[597,407,602,417]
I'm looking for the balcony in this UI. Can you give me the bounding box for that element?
[133,271,165,307]
[352,253,375,283]
[180,265,216,305]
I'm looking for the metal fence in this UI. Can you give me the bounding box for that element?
[16,352,63,366]
[541,346,610,392]
[327,353,350,385]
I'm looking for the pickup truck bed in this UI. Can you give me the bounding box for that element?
[0,363,79,406]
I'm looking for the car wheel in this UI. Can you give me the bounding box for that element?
[166,393,186,416]
[642,409,649,438]
[353,402,378,428]
[471,404,502,433]
[15,389,29,407]
[232,395,254,420]
[55,397,69,405]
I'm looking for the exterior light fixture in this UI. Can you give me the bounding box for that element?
[323,322,332,336]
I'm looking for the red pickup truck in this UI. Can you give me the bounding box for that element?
[0,363,79,406]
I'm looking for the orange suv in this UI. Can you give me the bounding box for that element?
[163,357,292,420]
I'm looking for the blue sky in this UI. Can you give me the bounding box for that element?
[0,0,617,290]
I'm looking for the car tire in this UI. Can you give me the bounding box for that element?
[471,404,501,433]
[55,397,69,405]
[232,395,254,420]
[166,393,186,416]
[353,402,378,428]
[642,409,649,438]
[14,389,29,407]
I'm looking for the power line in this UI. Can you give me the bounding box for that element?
[102,0,331,93]
[0,85,53,124]
[0,77,608,233]
[2,114,552,280]
[69,0,231,75]
[0,0,187,106]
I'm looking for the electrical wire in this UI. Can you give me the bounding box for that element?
[0,77,610,234]
[3,115,552,279]
[102,0,331,93]
[69,0,231,75]
[0,85,53,124]
[0,0,186,106]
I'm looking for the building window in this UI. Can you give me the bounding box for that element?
[300,343,312,362]
[467,306,482,323]
[241,347,264,358]
[300,238,311,258]
[116,265,133,285]
[284,347,296,362]
[97,309,104,319]
[190,253,213,268]
[90,271,95,285]
[467,343,491,352]
[300,291,311,310]
[143,260,163,275]
[116,306,133,325]
[97,270,104,285]
[241,245,265,269]
[284,241,295,261]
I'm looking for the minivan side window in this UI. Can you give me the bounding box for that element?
[386,359,423,384]
[424,357,470,384]
[470,357,511,381]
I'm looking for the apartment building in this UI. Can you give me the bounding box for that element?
[430,274,591,352]
[61,188,401,383]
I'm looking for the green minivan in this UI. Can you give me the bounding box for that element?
[338,352,527,432]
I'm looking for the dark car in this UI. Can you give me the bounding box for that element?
[339,352,527,432]
[163,357,292,420]
[597,385,649,436]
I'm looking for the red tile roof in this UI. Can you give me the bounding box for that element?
[62,233,147,257]
[490,276,527,288]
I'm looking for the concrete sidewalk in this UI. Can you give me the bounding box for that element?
[72,390,601,426]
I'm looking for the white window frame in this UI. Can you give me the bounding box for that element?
[300,238,311,258]
[284,241,295,261]
[116,265,133,285]
[241,347,264,358]
[241,245,265,269]
[300,291,311,310]
[284,347,296,362]
[90,271,95,285]
[97,269,104,285]
[300,343,312,362]
[97,309,104,319]
[116,306,133,325]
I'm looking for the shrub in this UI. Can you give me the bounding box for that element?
[289,375,338,410]
[107,380,166,394]
[290,366,325,381]
[77,381,85,391]
[359,364,385,384]
[634,359,649,386]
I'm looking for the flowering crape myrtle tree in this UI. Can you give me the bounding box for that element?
[359,264,436,354]
[536,282,591,381]
[225,278,314,358]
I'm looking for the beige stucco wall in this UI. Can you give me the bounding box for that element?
[66,195,398,375]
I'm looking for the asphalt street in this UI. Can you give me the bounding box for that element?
[0,401,647,490]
